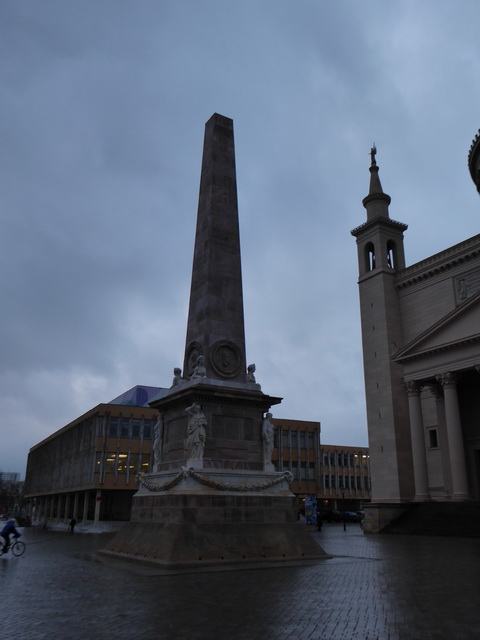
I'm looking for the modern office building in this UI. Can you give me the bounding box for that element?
[272,418,370,512]
[351,134,480,531]
[24,386,165,525]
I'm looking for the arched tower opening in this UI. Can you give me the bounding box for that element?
[386,239,396,269]
[364,242,376,272]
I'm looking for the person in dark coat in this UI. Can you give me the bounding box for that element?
[1,519,21,552]
[317,514,323,531]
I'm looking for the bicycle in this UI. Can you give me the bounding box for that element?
[0,538,26,557]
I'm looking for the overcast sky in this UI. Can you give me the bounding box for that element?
[1,1,479,478]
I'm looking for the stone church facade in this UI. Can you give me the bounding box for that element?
[351,133,480,531]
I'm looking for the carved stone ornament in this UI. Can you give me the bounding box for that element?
[152,416,163,472]
[190,356,207,380]
[171,367,186,388]
[262,412,274,466]
[184,342,202,378]
[455,269,480,304]
[436,371,459,389]
[210,340,242,378]
[403,380,422,396]
[185,403,207,461]
[137,468,294,493]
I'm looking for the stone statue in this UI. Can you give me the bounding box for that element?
[262,412,274,468]
[370,144,377,165]
[171,367,185,388]
[247,363,256,383]
[191,355,207,379]
[185,403,207,461]
[152,416,164,472]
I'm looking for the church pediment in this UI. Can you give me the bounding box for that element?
[393,292,480,363]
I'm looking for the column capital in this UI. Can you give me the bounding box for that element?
[436,371,460,389]
[404,379,423,396]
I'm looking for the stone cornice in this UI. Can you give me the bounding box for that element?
[393,334,480,364]
[350,216,408,237]
[394,234,480,289]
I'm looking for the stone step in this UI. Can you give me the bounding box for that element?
[384,502,480,538]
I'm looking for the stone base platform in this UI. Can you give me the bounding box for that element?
[100,520,329,569]
[100,468,330,570]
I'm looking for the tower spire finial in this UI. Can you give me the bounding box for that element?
[362,145,391,220]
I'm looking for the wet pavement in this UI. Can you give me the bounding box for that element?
[1,522,479,639]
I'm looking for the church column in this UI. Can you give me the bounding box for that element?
[405,380,430,501]
[438,372,470,500]
[430,383,452,498]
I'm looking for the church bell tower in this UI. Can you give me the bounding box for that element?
[351,148,414,504]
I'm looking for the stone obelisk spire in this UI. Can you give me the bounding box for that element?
[183,113,247,383]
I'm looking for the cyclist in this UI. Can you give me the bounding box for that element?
[1,518,21,553]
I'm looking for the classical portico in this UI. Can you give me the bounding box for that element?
[394,283,480,503]
[403,370,475,503]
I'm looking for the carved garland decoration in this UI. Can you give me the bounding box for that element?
[136,468,293,493]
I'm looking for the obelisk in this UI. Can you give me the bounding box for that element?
[183,113,246,383]
[148,113,282,474]
[101,114,329,569]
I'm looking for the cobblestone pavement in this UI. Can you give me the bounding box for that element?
[2,522,479,640]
